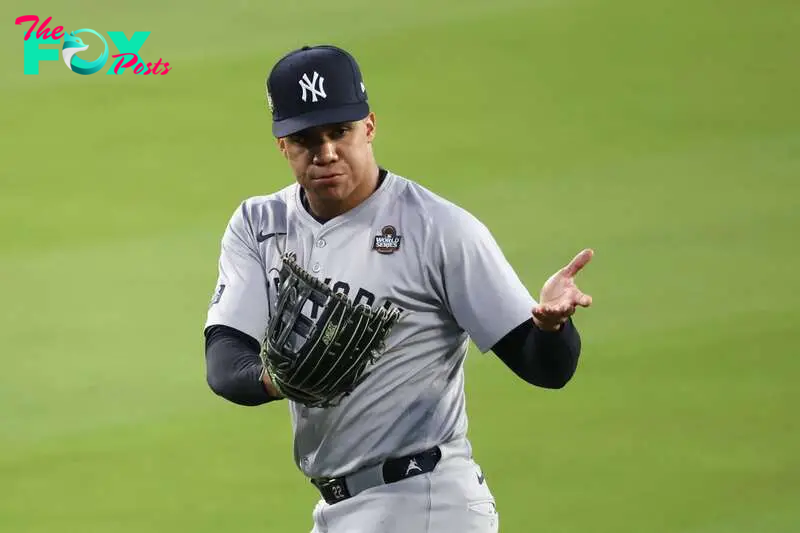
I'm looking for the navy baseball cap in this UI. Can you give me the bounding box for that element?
[266,45,370,138]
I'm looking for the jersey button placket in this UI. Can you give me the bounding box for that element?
[310,232,327,274]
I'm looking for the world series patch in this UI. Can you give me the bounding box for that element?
[373,225,402,254]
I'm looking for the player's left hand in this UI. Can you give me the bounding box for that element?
[532,248,594,332]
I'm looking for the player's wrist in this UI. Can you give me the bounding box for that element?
[532,316,563,333]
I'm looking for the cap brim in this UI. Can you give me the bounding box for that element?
[272,102,370,138]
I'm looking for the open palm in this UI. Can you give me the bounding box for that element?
[532,249,594,331]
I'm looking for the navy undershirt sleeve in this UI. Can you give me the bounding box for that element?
[204,325,280,406]
[491,317,582,389]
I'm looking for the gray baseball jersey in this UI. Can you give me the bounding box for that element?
[205,170,536,479]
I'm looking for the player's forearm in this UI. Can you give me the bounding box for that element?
[204,324,281,406]
[491,317,581,389]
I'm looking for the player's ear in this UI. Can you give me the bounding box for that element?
[276,137,289,159]
[364,112,376,143]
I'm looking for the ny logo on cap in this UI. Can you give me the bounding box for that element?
[299,71,326,102]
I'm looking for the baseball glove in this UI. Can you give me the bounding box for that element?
[261,252,401,408]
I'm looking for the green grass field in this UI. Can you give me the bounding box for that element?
[2,0,799,531]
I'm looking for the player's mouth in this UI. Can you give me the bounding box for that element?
[312,173,344,184]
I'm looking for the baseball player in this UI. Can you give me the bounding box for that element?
[204,44,593,533]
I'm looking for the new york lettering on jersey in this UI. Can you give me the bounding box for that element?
[266,273,403,322]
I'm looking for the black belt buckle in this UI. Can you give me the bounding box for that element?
[311,476,351,505]
[382,446,442,484]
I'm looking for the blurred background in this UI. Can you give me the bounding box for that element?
[1,0,798,532]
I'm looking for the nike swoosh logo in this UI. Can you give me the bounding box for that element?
[477,472,485,485]
[257,231,286,243]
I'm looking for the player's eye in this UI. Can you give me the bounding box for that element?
[331,126,349,139]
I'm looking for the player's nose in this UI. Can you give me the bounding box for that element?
[313,141,339,164]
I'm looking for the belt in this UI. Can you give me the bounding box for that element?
[311,445,444,505]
